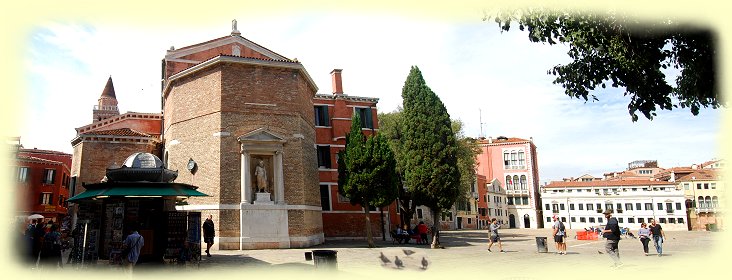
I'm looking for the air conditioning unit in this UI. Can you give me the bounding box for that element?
[596,209,603,213]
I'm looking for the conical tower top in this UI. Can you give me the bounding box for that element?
[100,76,116,98]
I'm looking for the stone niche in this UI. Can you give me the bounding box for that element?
[237,128,289,248]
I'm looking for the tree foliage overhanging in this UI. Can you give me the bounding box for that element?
[492,9,720,121]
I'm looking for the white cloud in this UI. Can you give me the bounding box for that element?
[21,13,722,183]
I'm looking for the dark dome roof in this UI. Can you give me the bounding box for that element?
[123,152,164,168]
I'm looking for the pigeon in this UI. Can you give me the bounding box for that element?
[379,252,391,266]
[402,249,416,256]
[394,256,404,269]
[421,257,429,270]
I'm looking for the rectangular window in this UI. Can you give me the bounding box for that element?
[697,183,702,189]
[314,105,330,126]
[678,218,684,224]
[560,204,565,211]
[586,204,594,210]
[639,218,645,223]
[545,203,550,210]
[598,217,603,223]
[659,218,667,223]
[578,204,584,210]
[616,203,622,210]
[417,208,423,219]
[467,218,472,224]
[625,203,633,211]
[618,218,624,223]
[657,203,663,210]
[628,218,635,224]
[666,203,673,213]
[569,204,575,210]
[636,203,642,210]
[589,217,596,223]
[552,204,559,213]
[316,146,331,168]
[40,193,52,205]
[605,203,613,210]
[571,217,576,222]
[711,183,716,189]
[319,185,331,211]
[17,167,30,182]
[580,217,586,223]
[522,197,529,205]
[683,183,690,190]
[645,203,653,210]
[355,107,373,129]
[546,217,551,223]
[560,217,566,222]
[596,203,602,210]
[669,218,676,224]
[43,169,56,184]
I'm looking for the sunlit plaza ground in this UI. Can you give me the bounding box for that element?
[29,228,724,279]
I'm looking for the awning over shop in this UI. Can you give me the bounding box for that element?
[68,182,208,202]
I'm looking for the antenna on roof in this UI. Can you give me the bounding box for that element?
[479,109,485,138]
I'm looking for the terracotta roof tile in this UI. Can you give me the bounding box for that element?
[676,170,718,181]
[17,155,63,165]
[84,128,151,137]
[545,180,674,188]
[171,54,298,77]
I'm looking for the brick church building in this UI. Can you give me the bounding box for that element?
[71,22,398,249]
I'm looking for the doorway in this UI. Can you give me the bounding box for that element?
[456,217,463,229]
[523,214,531,228]
[509,214,516,228]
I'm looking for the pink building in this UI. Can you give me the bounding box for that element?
[475,136,543,228]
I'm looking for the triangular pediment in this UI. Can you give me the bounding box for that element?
[238,128,286,143]
[167,35,291,62]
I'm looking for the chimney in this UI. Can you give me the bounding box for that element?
[488,136,493,144]
[331,69,343,94]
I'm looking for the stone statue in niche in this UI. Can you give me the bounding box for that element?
[254,159,268,193]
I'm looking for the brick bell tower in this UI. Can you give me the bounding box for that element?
[92,76,120,122]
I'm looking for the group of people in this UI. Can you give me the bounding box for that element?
[602,210,667,268]
[393,221,430,244]
[485,209,668,268]
[23,219,66,268]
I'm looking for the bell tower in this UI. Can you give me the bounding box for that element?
[93,76,120,122]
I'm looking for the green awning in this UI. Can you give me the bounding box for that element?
[68,183,208,202]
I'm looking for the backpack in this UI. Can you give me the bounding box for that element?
[559,221,565,232]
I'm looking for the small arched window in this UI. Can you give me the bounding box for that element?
[705,196,712,209]
[518,151,525,167]
[520,175,527,190]
[510,151,518,166]
[712,196,719,208]
[513,175,520,190]
[503,152,510,167]
[506,175,512,189]
[698,196,704,208]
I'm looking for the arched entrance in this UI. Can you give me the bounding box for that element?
[509,214,516,228]
[523,214,530,228]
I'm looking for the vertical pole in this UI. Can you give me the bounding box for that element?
[81,222,88,268]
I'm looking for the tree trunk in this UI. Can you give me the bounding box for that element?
[380,207,386,241]
[365,205,375,248]
[431,208,441,249]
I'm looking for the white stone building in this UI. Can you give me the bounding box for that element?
[541,180,689,231]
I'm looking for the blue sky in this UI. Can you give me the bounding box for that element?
[18,13,723,182]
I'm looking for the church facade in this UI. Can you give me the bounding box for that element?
[71,21,399,250]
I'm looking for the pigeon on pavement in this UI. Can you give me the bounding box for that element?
[394,256,404,269]
[379,252,391,266]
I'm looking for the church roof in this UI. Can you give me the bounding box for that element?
[101,76,116,99]
[85,128,152,137]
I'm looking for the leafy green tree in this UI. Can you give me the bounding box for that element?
[491,9,719,121]
[451,120,481,209]
[338,113,399,248]
[399,66,461,248]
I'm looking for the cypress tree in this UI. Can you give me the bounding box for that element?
[400,66,461,248]
[338,113,399,248]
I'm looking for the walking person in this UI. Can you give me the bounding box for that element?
[601,209,622,268]
[39,224,63,269]
[552,216,567,255]
[487,218,505,253]
[203,215,215,257]
[649,219,666,257]
[638,222,651,256]
[122,225,144,274]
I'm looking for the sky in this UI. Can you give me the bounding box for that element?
[13,6,725,183]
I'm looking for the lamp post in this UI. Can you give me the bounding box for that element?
[473,192,479,230]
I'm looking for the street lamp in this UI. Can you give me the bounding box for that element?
[473,192,479,230]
